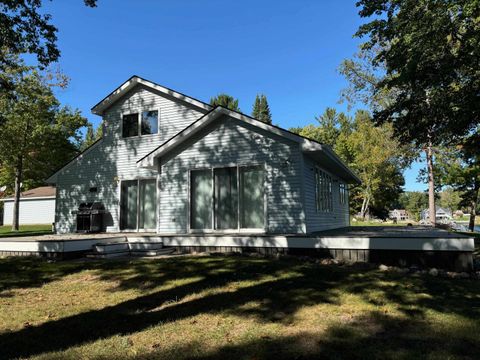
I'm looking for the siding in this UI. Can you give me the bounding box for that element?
[158,116,306,234]
[54,84,206,233]
[3,198,55,225]
[303,155,350,232]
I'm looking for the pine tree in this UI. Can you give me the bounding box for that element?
[252,94,272,124]
[210,94,240,112]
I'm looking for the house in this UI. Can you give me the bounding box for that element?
[1,186,56,225]
[420,207,452,222]
[389,209,409,221]
[46,76,360,237]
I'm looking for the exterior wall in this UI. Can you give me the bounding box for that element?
[3,198,55,225]
[54,84,206,233]
[303,155,350,233]
[158,116,306,234]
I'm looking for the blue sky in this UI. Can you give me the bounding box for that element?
[42,0,426,191]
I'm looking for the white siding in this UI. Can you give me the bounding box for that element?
[54,84,207,233]
[3,198,55,225]
[158,116,306,234]
[303,155,350,232]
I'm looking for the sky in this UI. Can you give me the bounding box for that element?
[41,0,426,191]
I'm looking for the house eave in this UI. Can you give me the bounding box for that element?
[91,76,212,116]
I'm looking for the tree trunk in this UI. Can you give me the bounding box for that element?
[360,195,370,220]
[425,142,436,226]
[469,181,479,232]
[12,157,23,231]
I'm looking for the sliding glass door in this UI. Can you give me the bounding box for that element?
[240,166,265,229]
[190,165,265,231]
[120,179,157,231]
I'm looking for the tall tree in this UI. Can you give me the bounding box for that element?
[252,94,272,124]
[80,121,103,151]
[0,61,87,230]
[350,0,480,225]
[435,133,480,231]
[210,94,240,112]
[0,0,97,74]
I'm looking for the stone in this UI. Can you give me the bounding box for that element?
[428,268,439,277]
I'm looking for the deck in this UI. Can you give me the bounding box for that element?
[0,226,475,270]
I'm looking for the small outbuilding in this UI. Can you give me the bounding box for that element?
[1,186,56,225]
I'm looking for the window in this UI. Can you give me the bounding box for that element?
[315,168,333,212]
[141,110,159,135]
[120,179,157,230]
[122,110,158,138]
[190,165,265,231]
[122,113,139,138]
[339,183,348,205]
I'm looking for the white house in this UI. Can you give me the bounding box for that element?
[420,207,453,222]
[46,76,360,235]
[389,209,409,221]
[1,186,56,225]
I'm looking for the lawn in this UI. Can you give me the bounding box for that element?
[0,224,52,238]
[0,255,479,360]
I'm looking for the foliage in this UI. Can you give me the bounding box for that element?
[0,58,87,228]
[435,132,480,230]
[210,93,240,112]
[355,0,480,146]
[0,0,97,72]
[80,122,103,151]
[291,109,408,218]
[251,94,272,124]
[438,188,462,213]
[398,191,429,221]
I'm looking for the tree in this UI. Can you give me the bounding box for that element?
[0,0,97,73]
[210,94,240,112]
[291,109,407,219]
[349,0,480,225]
[435,133,480,231]
[398,191,429,221]
[252,94,272,124]
[0,62,87,230]
[80,121,103,151]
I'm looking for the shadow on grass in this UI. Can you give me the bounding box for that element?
[0,255,479,359]
[0,230,52,238]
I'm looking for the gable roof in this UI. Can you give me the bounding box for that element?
[91,75,213,115]
[137,106,361,184]
[1,186,56,201]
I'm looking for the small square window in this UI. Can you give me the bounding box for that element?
[141,110,158,135]
[122,113,139,138]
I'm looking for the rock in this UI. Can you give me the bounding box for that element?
[429,268,439,277]
[379,264,389,271]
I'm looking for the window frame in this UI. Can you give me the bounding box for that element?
[121,108,160,138]
[188,163,266,233]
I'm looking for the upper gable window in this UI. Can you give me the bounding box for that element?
[122,110,159,138]
[141,110,159,135]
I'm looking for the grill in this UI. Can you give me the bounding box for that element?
[73,202,106,233]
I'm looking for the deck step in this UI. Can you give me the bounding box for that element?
[130,248,175,257]
[128,242,164,251]
[127,236,163,243]
[93,242,129,253]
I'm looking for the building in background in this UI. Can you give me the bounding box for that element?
[1,186,56,225]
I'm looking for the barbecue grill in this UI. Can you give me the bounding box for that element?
[72,202,106,233]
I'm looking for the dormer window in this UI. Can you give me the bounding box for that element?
[122,110,159,138]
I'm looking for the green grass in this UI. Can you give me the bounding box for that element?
[351,220,409,226]
[0,255,478,360]
[0,224,52,238]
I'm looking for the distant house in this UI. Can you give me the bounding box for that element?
[420,207,452,222]
[453,210,465,218]
[1,186,56,225]
[389,209,409,221]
